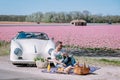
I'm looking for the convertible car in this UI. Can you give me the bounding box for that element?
[10,31,55,65]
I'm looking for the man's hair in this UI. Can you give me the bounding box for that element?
[55,41,62,48]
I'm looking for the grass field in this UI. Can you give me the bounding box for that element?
[75,56,120,66]
[0,41,10,56]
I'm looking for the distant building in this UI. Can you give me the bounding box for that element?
[70,19,87,26]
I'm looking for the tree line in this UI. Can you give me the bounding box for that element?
[0,11,120,23]
[0,15,26,22]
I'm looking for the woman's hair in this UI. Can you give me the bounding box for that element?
[55,41,62,48]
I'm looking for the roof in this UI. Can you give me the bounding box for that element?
[70,19,86,23]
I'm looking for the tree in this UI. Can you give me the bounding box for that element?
[69,11,81,20]
[25,12,43,23]
[42,12,54,23]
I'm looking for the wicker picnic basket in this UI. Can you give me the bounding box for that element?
[36,61,48,68]
[74,62,90,75]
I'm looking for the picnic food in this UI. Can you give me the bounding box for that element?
[58,67,64,72]
[57,66,72,74]
[64,66,72,73]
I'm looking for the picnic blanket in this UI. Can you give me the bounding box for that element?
[41,66,100,74]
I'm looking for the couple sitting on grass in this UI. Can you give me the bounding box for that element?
[50,41,76,73]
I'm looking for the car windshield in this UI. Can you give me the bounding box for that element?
[16,32,49,40]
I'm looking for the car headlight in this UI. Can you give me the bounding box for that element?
[48,48,54,55]
[14,48,22,57]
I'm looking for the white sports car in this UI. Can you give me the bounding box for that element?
[10,31,55,65]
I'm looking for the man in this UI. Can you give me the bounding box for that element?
[51,41,76,68]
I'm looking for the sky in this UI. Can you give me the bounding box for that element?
[0,0,120,15]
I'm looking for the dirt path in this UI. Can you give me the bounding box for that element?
[0,56,120,80]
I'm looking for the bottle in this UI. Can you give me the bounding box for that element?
[47,62,51,72]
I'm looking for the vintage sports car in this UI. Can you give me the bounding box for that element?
[10,31,55,65]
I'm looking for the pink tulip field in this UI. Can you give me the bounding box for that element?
[0,25,120,49]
